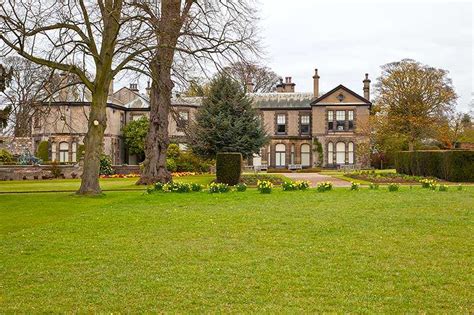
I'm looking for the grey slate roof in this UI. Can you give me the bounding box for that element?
[249,92,315,109]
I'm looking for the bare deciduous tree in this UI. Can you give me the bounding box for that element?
[0,0,150,194]
[133,0,261,185]
[223,61,280,93]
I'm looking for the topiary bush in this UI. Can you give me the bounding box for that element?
[0,149,13,163]
[36,141,49,162]
[216,152,242,185]
[395,150,474,182]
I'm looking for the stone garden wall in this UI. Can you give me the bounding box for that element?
[0,164,140,181]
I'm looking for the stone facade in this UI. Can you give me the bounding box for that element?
[0,136,33,155]
[26,70,372,168]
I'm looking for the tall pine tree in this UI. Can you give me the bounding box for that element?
[190,74,268,159]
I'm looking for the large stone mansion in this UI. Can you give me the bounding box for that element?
[28,69,372,168]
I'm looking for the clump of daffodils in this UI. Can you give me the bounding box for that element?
[419,178,437,189]
[208,182,230,193]
[350,182,360,191]
[388,183,400,192]
[317,182,333,192]
[257,180,273,194]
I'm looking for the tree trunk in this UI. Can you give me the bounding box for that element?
[76,88,108,195]
[136,0,181,185]
[136,57,173,185]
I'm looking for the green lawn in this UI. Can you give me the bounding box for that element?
[1,185,473,312]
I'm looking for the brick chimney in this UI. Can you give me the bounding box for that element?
[363,73,371,101]
[313,69,320,97]
[276,77,295,93]
[145,81,151,97]
[129,83,139,93]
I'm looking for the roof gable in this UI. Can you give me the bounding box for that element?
[311,84,371,106]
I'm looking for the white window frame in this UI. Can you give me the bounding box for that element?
[275,144,286,167]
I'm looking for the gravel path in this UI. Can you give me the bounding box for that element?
[282,172,351,187]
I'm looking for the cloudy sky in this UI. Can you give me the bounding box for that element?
[258,0,473,111]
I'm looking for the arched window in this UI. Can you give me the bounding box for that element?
[301,144,311,167]
[336,142,345,164]
[59,142,69,163]
[327,142,334,164]
[275,144,286,167]
[348,142,354,164]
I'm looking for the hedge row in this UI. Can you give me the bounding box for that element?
[216,152,242,185]
[394,150,474,182]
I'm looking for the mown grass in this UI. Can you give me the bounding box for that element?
[0,185,472,312]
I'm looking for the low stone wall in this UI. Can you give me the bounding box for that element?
[0,165,82,181]
[0,164,140,181]
[112,165,140,175]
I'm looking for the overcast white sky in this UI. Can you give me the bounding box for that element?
[257,0,473,111]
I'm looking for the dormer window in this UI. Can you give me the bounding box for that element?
[276,114,286,134]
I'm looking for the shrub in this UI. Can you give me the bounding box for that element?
[0,149,13,163]
[50,161,62,178]
[438,184,448,192]
[235,183,247,192]
[282,181,298,191]
[257,180,273,194]
[350,182,360,191]
[369,182,379,190]
[395,150,474,182]
[388,183,400,192]
[216,152,242,185]
[208,182,230,193]
[166,158,177,172]
[457,184,463,191]
[99,154,114,175]
[175,151,212,173]
[18,151,42,165]
[36,141,49,162]
[191,183,203,192]
[317,181,333,192]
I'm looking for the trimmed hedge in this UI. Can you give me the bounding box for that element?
[216,152,242,185]
[36,141,49,162]
[395,150,474,182]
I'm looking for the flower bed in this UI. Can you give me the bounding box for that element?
[344,170,439,183]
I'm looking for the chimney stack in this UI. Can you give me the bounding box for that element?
[145,81,151,97]
[363,73,371,101]
[129,83,139,93]
[276,76,295,93]
[313,68,320,97]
